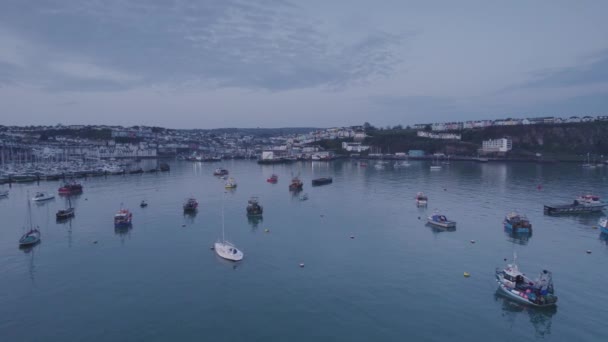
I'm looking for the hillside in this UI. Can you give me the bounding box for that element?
[342,122,608,160]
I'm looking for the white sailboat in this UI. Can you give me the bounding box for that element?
[214,194,243,261]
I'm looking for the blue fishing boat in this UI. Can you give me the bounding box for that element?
[599,217,608,234]
[504,212,532,233]
[427,212,456,228]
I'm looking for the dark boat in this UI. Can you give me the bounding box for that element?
[246,196,263,216]
[159,163,170,172]
[312,177,333,186]
[129,168,144,174]
[213,168,229,176]
[114,208,133,228]
[183,198,198,212]
[56,197,75,219]
[544,194,607,215]
[140,200,148,208]
[289,176,303,191]
[20,199,41,247]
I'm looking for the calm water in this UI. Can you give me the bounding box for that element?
[1,160,607,341]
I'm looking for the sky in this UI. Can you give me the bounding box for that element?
[1,0,608,129]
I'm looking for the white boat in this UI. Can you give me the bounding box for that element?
[215,194,243,261]
[495,256,558,307]
[32,192,54,202]
[430,165,442,171]
[427,212,456,228]
[415,192,428,206]
[0,190,8,197]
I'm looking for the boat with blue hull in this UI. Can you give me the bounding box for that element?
[427,212,456,228]
[504,212,532,233]
[544,194,607,215]
[599,217,608,234]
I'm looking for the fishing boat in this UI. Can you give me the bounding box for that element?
[225,177,237,189]
[213,168,229,176]
[598,217,608,234]
[543,194,607,215]
[495,257,558,308]
[215,194,244,261]
[56,197,75,220]
[19,199,41,247]
[58,181,83,194]
[114,208,133,228]
[415,192,428,206]
[289,176,303,191]
[504,212,532,233]
[312,177,333,186]
[183,198,198,212]
[32,192,54,202]
[267,174,278,183]
[246,196,263,216]
[427,212,456,228]
[140,200,148,208]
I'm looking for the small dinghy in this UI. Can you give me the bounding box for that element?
[267,174,278,183]
[225,177,237,189]
[415,192,428,206]
[299,193,309,201]
[140,200,148,208]
[183,198,198,212]
[56,197,75,220]
[213,168,229,176]
[495,256,558,308]
[427,212,456,228]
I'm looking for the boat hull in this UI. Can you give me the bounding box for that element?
[427,219,456,228]
[496,283,557,308]
[312,178,333,186]
[544,203,606,215]
[214,242,243,261]
[504,221,532,233]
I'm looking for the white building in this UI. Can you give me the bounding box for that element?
[482,138,512,153]
[342,142,370,152]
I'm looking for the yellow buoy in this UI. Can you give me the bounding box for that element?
[464,272,471,277]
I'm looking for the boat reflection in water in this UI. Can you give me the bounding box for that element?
[114,225,133,236]
[247,215,263,230]
[494,293,557,338]
[504,227,533,245]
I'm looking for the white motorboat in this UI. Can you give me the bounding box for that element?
[430,165,442,171]
[32,192,55,202]
[495,256,558,307]
[427,212,456,228]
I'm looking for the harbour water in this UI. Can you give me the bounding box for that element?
[1,160,607,341]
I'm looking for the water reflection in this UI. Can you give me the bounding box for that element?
[247,215,263,230]
[114,224,133,236]
[504,227,533,245]
[494,292,557,338]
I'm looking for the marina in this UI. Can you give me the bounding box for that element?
[2,159,608,342]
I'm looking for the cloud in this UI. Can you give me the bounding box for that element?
[507,49,608,90]
[0,0,406,91]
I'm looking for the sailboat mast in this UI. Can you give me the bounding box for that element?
[221,192,225,242]
[27,198,33,229]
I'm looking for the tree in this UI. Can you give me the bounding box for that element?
[363,122,376,132]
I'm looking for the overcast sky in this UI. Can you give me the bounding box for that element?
[1,0,608,128]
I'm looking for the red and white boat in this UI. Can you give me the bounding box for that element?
[58,181,83,194]
[114,208,132,227]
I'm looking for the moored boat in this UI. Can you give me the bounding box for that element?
[114,208,133,227]
[427,212,456,228]
[289,176,303,191]
[56,197,75,219]
[267,174,278,183]
[32,192,54,202]
[544,194,606,215]
[599,217,608,234]
[140,200,148,208]
[246,196,263,216]
[504,212,532,233]
[225,177,237,189]
[58,181,83,194]
[183,198,198,212]
[415,192,428,206]
[213,168,229,176]
[19,199,41,247]
[495,258,558,308]
[312,177,333,186]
